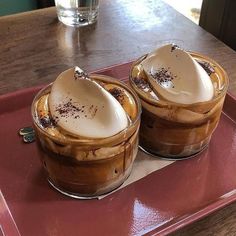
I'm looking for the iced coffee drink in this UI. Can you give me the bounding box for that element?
[32,68,141,198]
[130,44,228,159]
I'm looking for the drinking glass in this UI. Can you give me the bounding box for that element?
[129,52,229,159]
[55,0,99,27]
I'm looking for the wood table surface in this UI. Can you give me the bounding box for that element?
[1,0,236,235]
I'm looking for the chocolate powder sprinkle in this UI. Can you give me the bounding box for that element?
[197,60,215,76]
[55,100,99,119]
[92,107,98,118]
[55,101,84,119]
[133,77,151,91]
[39,117,55,128]
[109,87,125,105]
[151,68,175,88]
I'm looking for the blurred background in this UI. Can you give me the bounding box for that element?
[0,0,54,16]
[0,0,235,51]
[163,0,202,24]
[0,0,203,25]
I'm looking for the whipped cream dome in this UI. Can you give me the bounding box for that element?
[141,44,214,104]
[49,68,128,138]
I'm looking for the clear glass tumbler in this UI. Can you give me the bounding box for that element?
[55,0,99,27]
[31,73,141,198]
[129,52,229,160]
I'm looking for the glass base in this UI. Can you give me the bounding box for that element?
[47,167,132,199]
[48,179,106,199]
[58,15,97,27]
[139,144,208,161]
[57,8,98,27]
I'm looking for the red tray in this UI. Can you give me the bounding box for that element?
[0,191,20,236]
[1,62,236,236]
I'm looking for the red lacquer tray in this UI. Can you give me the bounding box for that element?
[1,62,236,236]
[0,191,20,236]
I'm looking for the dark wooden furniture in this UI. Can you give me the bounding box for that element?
[37,0,54,8]
[200,0,236,51]
[1,0,236,235]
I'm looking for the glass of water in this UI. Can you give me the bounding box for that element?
[55,0,99,27]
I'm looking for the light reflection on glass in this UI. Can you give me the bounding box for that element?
[55,0,78,9]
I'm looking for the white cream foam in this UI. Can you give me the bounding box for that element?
[141,44,214,104]
[49,68,128,138]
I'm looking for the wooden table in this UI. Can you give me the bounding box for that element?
[1,0,236,235]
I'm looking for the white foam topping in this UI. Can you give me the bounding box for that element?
[49,68,128,138]
[141,44,214,104]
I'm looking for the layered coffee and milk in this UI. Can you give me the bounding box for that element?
[130,44,228,158]
[32,68,141,197]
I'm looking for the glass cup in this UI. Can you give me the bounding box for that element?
[129,52,229,159]
[32,73,141,198]
[55,0,99,27]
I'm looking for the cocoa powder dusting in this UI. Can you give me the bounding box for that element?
[197,60,215,75]
[151,68,176,88]
[55,101,84,119]
[89,105,98,118]
[55,100,98,120]
[39,116,56,128]
[56,100,82,118]
[109,87,125,105]
[133,77,151,91]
